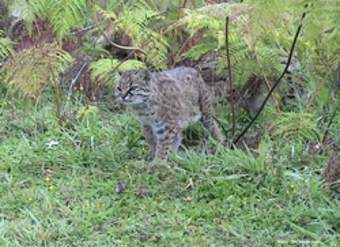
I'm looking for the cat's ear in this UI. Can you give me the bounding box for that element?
[143,70,151,82]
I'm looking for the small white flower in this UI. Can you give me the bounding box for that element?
[46,140,59,149]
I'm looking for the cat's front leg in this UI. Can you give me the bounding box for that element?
[154,125,179,161]
[143,125,156,160]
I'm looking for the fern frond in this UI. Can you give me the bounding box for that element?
[142,31,169,69]
[255,44,284,77]
[1,43,72,97]
[173,3,250,36]
[271,112,320,143]
[118,4,169,68]
[195,2,250,18]
[0,31,13,59]
[9,0,36,32]
[9,0,88,41]
[93,5,117,21]
[174,9,222,36]
[92,1,169,69]
[90,59,146,85]
[48,0,88,41]
[119,59,146,72]
[183,41,217,61]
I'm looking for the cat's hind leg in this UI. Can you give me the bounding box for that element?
[171,132,183,152]
[199,85,226,144]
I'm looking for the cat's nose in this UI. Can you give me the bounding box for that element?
[121,94,129,101]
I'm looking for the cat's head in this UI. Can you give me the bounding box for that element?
[116,70,151,106]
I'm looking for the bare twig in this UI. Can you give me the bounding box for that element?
[91,4,146,55]
[88,1,171,73]
[53,75,62,123]
[111,22,170,73]
[67,62,89,100]
[322,96,340,144]
[225,16,236,137]
[171,34,197,68]
[182,0,189,8]
[111,40,153,73]
[97,28,146,55]
[71,25,94,35]
[233,8,308,145]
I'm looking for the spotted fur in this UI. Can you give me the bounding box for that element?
[117,67,225,160]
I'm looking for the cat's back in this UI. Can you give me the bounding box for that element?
[160,67,203,85]
[147,67,203,122]
[151,67,203,100]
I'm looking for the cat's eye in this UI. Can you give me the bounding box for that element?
[117,86,122,91]
[127,90,134,96]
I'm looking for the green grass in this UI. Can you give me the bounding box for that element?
[0,98,339,247]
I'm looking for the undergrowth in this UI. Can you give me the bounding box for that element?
[0,96,339,247]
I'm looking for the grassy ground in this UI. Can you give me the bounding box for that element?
[0,97,339,247]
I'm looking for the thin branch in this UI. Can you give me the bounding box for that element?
[111,21,170,73]
[182,0,189,8]
[67,62,89,100]
[322,96,340,144]
[91,5,146,55]
[72,25,94,35]
[88,2,171,73]
[171,34,197,68]
[233,9,308,145]
[51,71,62,124]
[225,16,236,137]
[98,29,146,55]
[111,50,136,73]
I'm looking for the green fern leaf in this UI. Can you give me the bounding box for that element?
[271,112,320,143]
[0,31,13,59]
[90,59,146,85]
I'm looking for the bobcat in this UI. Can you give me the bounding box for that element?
[116,67,225,160]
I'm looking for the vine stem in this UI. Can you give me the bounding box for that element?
[225,16,236,137]
[233,9,308,145]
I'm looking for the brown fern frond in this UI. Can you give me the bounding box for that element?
[1,43,72,98]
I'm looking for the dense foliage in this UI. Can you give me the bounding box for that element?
[0,0,339,246]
